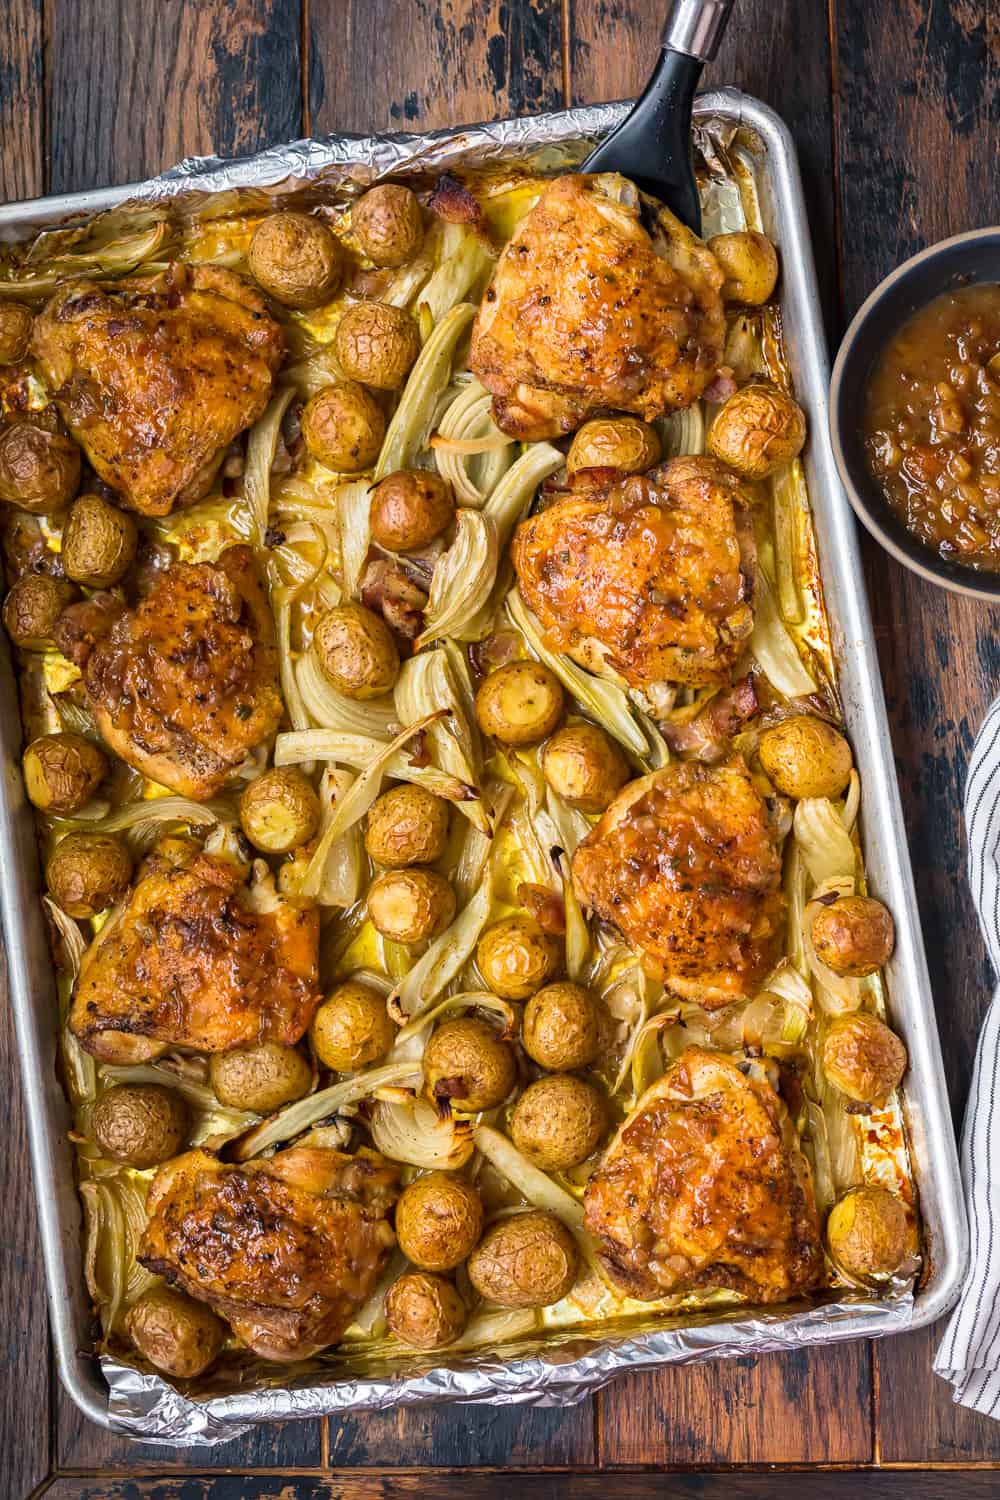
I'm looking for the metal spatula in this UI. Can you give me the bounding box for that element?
[582,0,735,234]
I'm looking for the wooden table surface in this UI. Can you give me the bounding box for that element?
[1,2,998,1496]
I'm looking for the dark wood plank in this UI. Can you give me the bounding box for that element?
[833,0,1000,1463]
[0,0,43,202]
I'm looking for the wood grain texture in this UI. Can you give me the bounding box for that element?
[0,0,43,201]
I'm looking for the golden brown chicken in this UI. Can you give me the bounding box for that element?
[571,757,785,1007]
[470,174,725,440]
[32,265,285,516]
[55,545,283,800]
[139,1146,399,1359]
[512,457,755,696]
[69,835,321,1062]
[583,1048,823,1302]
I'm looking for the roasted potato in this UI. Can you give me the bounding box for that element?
[758,714,853,800]
[423,1016,516,1111]
[126,1286,225,1379]
[826,1185,908,1282]
[707,230,779,305]
[92,1083,189,1168]
[369,469,455,552]
[566,416,661,476]
[313,601,400,699]
[46,830,133,918]
[474,661,564,746]
[467,1209,579,1309]
[368,867,456,945]
[707,381,806,479]
[309,980,395,1072]
[353,184,425,268]
[22,731,107,814]
[385,1270,467,1349]
[542,722,631,813]
[248,211,344,308]
[0,301,33,364]
[477,914,560,1001]
[522,981,602,1072]
[812,895,895,977]
[365,784,450,867]
[3,572,75,649]
[822,1011,908,1106]
[510,1074,608,1171]
[302,381,386,473]
[335,301,421,391]
[240,768,321,854]
[61,492,138,587]
[209,1041,312,1114]
[0,412,80,513]
[395,1171,484,1271]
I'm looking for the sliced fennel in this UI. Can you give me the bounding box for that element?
[750,568,816,696]
[230,1062,421,1160]
[375,302,477,479]
[390,864,494,1021]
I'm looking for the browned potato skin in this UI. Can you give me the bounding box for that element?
[46,830,133,918]
[758,714,853,800]
[395,1171,484,1271]
[707,231,779,305]
[369,469,455,551]
[423,1017,516,1111]
[477,914,560,1001]
[467,1209,579,1308]
[22,731,107,813]
[0,301,33,364]
[826,1185,908,1281]
[209,1041,312,1113]
[368,867,456,945]
[475,661,564,746]
[61,492,138,587]
[3,573,76,649]
[566,417,661,476]
[309,980,395,1072]
[365,784,450,867]
[542,722,631,813]
[0,413,80,513]
[813,895,895,977]
[353,185,425,268]
[302,381,386,472]
[510,1074,608,1170]
[707,381,806,479]
[126,1286,225,1379]
[313,601,400,699]
[822,1011,907,1106]
[385,1270,467,1349]
[522,981,602,1071]
[92,1083,189,1168]
[249,212,344,308]
[240,768,321,854]
[335,301,421,391]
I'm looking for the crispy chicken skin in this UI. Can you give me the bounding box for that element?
[470,174,725,441]
[584,1048,823,1302]
[32,265,286,516]
[571,757,785,1006]
[69,836,321,1061]
[140,1147,399,1359]
[57,545,283,800]
[512,457,755,692]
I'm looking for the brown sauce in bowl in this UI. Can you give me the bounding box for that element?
[864,282,1000,569]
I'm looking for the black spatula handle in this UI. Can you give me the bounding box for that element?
[662,0,734,60]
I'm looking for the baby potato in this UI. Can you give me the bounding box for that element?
[22,731,107,814]
[510,1074,608,1171]
[707,381,806,479]
[477,914,560,1001]
[248,211,344,308]
[92,1083,189,1168]
[369,468,455,552]
[523,981,602,1072]
[566,416,661,476]
[335,300,421,391]
[310,980,395,1072]
[395,1170,485,1271]
[240,768,321,854]
[46,830,133,918]
[467,1209,579,1309]
[423,1016,516,1112]
[313,601,400,699]
[302,380,386,473]
[385,1270,467,1349]
[0,412,80,514]
[822,1011,907,1106]
[0,301,33,364]
[758,714,853,800]
[812,895,895,978]
[126,1286,225,1379]
[209,1041,312,1114]
[61,492,138,587]
[353,184,425,268]
[542,722,631,813]
[3,572,75,649]
[826,1185,908,1282]
[708,230,779,305]
[365,784,450,867]
[475,661,564,746]
[368,867,456,945]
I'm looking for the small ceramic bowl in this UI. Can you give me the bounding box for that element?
[829,226,1000,601]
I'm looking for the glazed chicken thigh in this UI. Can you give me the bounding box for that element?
[140,1147,399,1360]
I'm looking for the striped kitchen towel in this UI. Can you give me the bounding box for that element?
[935,695,1000,1416]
